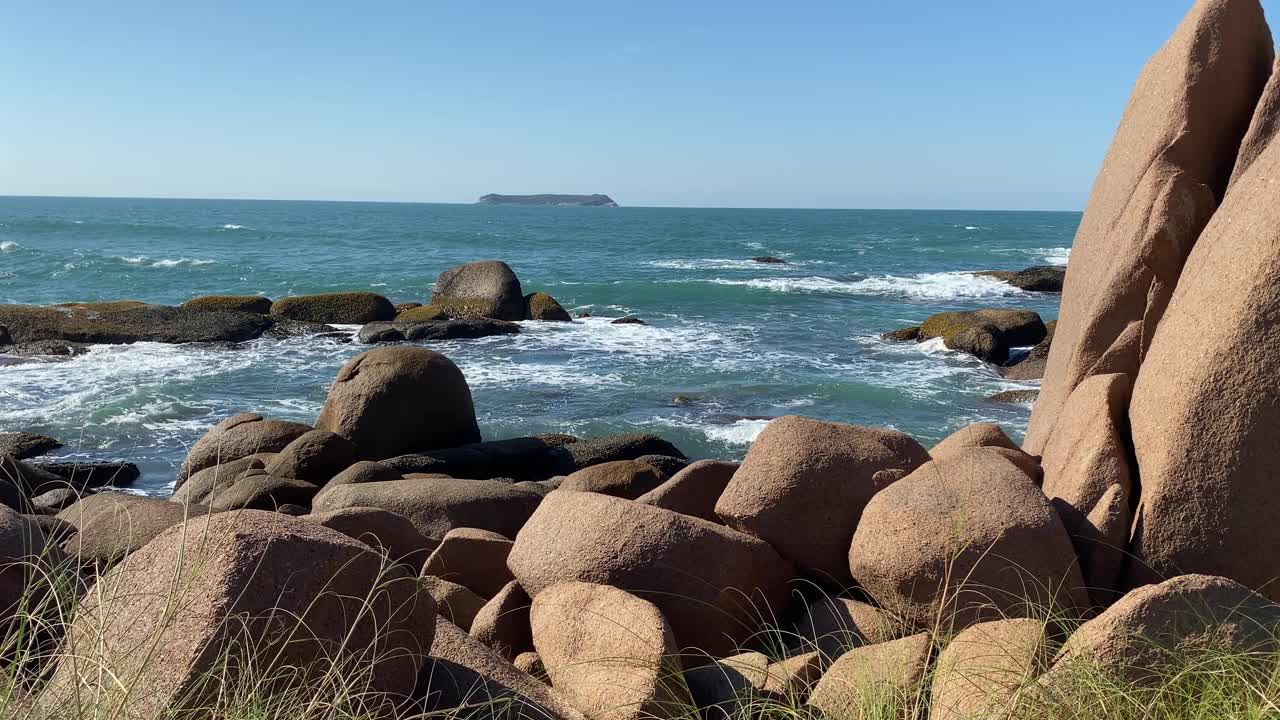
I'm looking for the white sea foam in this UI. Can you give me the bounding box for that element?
[744,241,766,250]
[703,418,771,445]
[700,271,1025,300]
[115,256,218,268]
[219,224,249,230]
[645,258,794,271]
[0,241,17,251]
[1038,247,1071,266]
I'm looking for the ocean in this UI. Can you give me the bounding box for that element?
[0,196,1075,495]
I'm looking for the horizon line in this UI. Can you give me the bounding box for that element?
[0,193,1085,214]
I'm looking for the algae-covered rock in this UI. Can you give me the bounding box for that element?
[523,292,571,321]
[270,292,396,324]
[181,295,273,314]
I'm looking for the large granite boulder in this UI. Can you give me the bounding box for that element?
[531,582,690,720]
[558,459,668,500]
[312,477,543,540]
[170,453,275,505]
[57,493,213,568]
[0,505,57,627]
[715,416,930,585]
[181,295,273,314]
[1025,0,1274,454]
[470,580,534,660]
[37,511,436,717]
[423,576,488,632]
[413,616,586,720]
[430,261,526,321]
[635,459,738,522]
[0,303,274,345]
[848,448,1089,631]
[177,412,312,483]
[314,346,480,460]
[263,429,357,484]
[1126,45,1280,593]
[269,291,395,324]
[1041,575,1280,690]
[807,633,932,717]
[929,619,1049,720]
[508,490,795,657]
[422,527,516,599]
[305,506,436,568]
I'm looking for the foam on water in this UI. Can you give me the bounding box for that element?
[219,224,250,230]
[115,256,219,268]
[1039,247,1071,266]
[0,241,17,251]
[701,271,1025,300]
[645,258,795,271]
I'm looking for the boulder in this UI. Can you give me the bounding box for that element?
[752,256,787,264]
[326,460,403,487]
[880,325,921,343]
[558,459,668,500]
[1231,43,1280,186]
[762,651,824,700]
[1025,0,1274,455]
[531,582,690,720]
[414,616,586,720]
[312,477,543,541]
[508,490,795,657]
[0,506,57,625]
[974,266,1066,292]
[792,596,900,664]
[848,448,1089,631]
[422,527,515,598]
[685,651,775,719]
[430,260,526,321]
[181,295,273,314]
[929,422,1022,459]
[269,291,396,324]
[0,303,274,345]
[394,301,424,313]
[37,511,435,717]
[394,304,452,323]
[987,389,1039,405]
[263,429,358,484]
[524,292,571,321]
[715,416,930,585]
[306,506,437,568]
[0,432,61,460]
[1125,87,1280,594]
[358,318,521,343]
[470,580,534,660]
[0,456,65,501]
[1054,484,1129,608]
[611,316,646,325]
[315,346,480,460]
[1041,575,1280,689]
[807,633,932,717]
[1001,319,1056,381]
[26,460,140,490]
[423,576,488,632]
[57,493,213,569]
[1040,373,1133,538]
[635,459,738,522]
[177,412,312,482]
[170,453,275,505]
[385,436,578,482]
[564,433,686,469]
[929,619,1048,720]
[919,309,1047,364]
[208,474,319,512]
[30,487,85,514]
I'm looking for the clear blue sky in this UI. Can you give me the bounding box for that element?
[3,1,1278,210]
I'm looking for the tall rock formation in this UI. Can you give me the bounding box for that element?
[1025,0,1273,455]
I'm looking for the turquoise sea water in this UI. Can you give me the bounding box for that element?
[0,196,1075,494]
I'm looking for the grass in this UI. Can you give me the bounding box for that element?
[0,499,1278,719]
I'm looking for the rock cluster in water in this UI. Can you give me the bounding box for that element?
[5,2,1280,716]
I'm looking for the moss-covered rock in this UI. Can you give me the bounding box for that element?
[974,266,1066,292]
[881,325,921,342]
[523,292,570,322]
[430,261,525,321]
[181,295,273,314]
[394,302,424,313]
[0,303,274,345]
[270,292,396,324]
[988,390,1039,405]
[397,305,452,323]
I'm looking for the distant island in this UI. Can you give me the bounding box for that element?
[476,193,619,207]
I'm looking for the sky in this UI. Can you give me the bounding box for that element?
[3,1,1279,210]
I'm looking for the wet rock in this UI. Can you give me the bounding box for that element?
[0,432,62,460]
[880,325,921,342]
[752,256,787,264]
[611,316,646,325]
[0,303,274,345]
[26,460,140,490]
[524,292,571,321]
[357,318,520,343]
[974,266,1066,291]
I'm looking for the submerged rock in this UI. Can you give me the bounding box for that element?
[357,318,520,343]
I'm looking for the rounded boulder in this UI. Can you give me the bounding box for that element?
[430,260,526,321]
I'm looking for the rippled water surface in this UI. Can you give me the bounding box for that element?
[0,197,1075,494]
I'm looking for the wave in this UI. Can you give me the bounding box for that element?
[1038,247,1070,266]
[219,224,250,230]
[114,256,219,268]
[645,258,796,271]
[0,241,17,251]
[700,271,1026,300]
